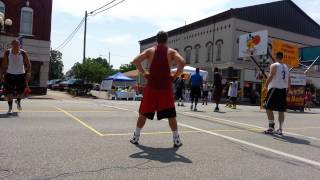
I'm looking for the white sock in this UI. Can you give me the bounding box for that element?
[279,121,284,130]
[134,127,141,136]
[172,131,179,138]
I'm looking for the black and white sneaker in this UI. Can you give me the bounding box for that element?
[275,129,283,136]
[264,128,275,135]
[130,133,140,144]
[173,136,183,148]
[15,100,22,111]
[7,107,13,115]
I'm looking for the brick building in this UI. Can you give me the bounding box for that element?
[0,0,52,94]
[140,0,320,98]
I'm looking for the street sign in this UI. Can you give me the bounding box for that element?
[239,30,268,58]
[272,39,299,68]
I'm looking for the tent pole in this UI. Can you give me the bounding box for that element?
[304,56,319,74]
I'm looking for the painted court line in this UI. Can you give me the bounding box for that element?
[54,106,104,137]
[102,103,320,141]
[181,111,320,141]
[104,104,320,168]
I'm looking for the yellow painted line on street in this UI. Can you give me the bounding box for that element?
[53,106,104,137]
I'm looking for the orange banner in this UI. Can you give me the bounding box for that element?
[272,40,299,68]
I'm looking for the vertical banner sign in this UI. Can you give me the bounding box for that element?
[287,73,306,109]
[272,40,299,68]
[239,30,268,58]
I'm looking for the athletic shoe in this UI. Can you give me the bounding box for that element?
[7,107,13,115]
[190,104,193,110]
[275,129,283,136]
[264,128,274,135]
[173,136,183,148]
[129,133,140,144]
[181,104,185,107]
[202,102,204,105]
[15,100,22,111]
[231,106,236,109]
[177,103,180,106]
[194,108,198,111]
[214,107,219,112]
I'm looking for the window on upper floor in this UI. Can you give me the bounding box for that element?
[20,7,33,35]
[215,39,224,61]
[0,1,5,30]
[206,42,213,62]
[0,1,5,14]
[194,44,201,64]
[184,46,192,64]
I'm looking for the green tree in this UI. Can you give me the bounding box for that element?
[49,50,64,80]
[119,62,136,73]
[70,57,116,83]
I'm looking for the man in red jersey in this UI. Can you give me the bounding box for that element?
[130,31,185,147]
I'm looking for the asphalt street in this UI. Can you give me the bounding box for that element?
[0,92,320,180]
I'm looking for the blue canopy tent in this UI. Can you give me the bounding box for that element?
[100,72,136,90]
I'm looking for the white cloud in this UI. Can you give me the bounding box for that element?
[102,34,133,44]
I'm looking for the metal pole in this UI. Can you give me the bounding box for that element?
[83,11,88,63]
[109,51,111,66]
[304,56,320,74]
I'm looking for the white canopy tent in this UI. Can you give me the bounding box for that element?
[171,66,208,80]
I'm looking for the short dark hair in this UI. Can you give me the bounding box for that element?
[156,31,168,44]
[196,68,200,73]
[276,52,284,60]
[214,67,219,72]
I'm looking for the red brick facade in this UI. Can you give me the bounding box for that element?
[1,0,52,41]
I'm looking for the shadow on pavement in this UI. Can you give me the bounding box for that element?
[130,144,192,164]
[0,112,18,118]
[273,135,311,145]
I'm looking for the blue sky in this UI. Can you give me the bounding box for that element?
[51,0,320,73]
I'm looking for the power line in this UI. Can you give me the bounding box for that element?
[54,17,85,51]
[89,0,117,14]
[91,0,126,16]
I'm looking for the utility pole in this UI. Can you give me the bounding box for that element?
[83,11,88,63]
[108,51,111,65]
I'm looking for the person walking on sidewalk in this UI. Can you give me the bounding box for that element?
[202,81,209,106]
[175,74,186,107]
[0,39,31,114]
[189,68,203,111]
[212,67,223,112]
[227,78,239,109]
[129,31,185,147]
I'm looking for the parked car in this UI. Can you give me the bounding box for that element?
[58,79,94,91]
[92,84,100,91]
[48,79,62,89]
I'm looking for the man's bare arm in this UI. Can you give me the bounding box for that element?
[0,51,8,80]
[172,50,185,80]
[132,49,150,75]
[264,64,276,89]
[23,51,32,83]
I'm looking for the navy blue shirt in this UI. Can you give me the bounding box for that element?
[190,73,203,87]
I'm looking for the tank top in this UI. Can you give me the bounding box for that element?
[148,45,172,89]
[6,49,26,75]
[268,62,289,90]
